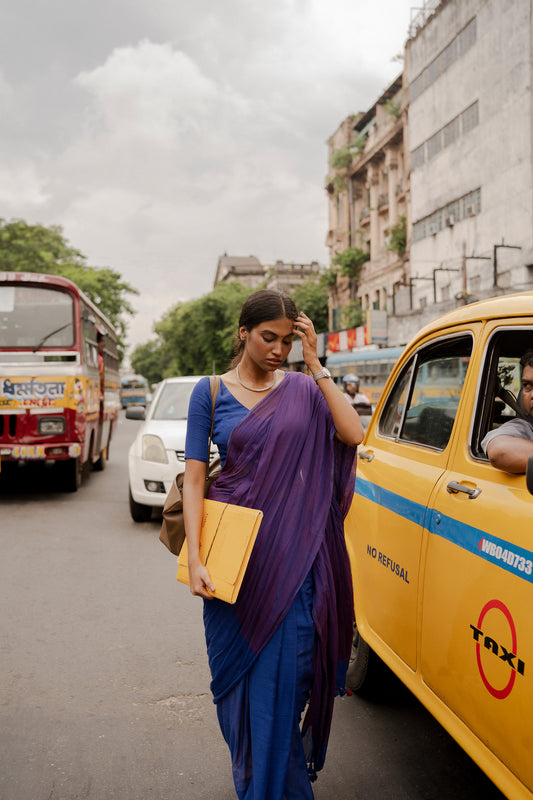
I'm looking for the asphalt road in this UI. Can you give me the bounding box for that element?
[0,414,505,800]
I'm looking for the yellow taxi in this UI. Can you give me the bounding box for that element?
[345,292,533,799]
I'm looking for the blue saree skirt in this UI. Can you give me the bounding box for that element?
[210,573,315,800]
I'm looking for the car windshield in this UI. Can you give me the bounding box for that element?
[0,285,74,348]
[151,382,197,420]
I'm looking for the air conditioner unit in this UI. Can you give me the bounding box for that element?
[445,214,456,227]
[428,222,438,235]
[465,204,477,217]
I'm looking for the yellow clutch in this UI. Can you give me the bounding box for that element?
[177,499,263,604]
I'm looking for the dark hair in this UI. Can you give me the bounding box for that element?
[520,350,533,371]
[232,289,298,365]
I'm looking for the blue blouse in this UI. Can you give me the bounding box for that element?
[185,377,250,466]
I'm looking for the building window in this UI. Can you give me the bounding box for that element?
[461,101,479,134]
[411,143,425,170]
[409,17,477,103]
[426,131,442,160]
[442,116,460,147]
[462,188,481,217]
[411,101,479,170]
[413,188,482,242]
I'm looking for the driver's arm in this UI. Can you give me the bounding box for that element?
[486,435,533,474]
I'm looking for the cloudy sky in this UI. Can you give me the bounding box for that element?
[0,0,415,354]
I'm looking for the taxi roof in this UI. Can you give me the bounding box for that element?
[413,291,533,342]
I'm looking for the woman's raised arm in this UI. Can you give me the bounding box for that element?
[294,312,364,447]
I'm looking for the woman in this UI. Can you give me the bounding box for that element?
[183,289,363,799]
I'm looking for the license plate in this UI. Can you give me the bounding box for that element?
[10,445,46,460]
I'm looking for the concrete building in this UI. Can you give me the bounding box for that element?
[214,254,265,288]
[400,0,533,343]
[265,259,321,293]
[325,75,410,334]
[214,253,322,295]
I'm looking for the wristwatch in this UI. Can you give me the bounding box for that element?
[312,367,331,382]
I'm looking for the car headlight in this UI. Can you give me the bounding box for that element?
[141,434,168,463]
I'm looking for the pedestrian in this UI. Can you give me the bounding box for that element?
[342,373,372,416]
[183,288,364,799]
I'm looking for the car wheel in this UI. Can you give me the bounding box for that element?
[61,457,83,493]
[346,618,402,700]
[93,446,106,472]
[129,487,152,522]
[346,619,373,693]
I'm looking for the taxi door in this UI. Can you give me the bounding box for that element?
[346,329,477,673]
[420,320,533,793]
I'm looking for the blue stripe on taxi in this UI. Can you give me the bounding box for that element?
[355,477,533,584]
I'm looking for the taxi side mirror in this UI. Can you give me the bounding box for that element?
[526,452,533,495]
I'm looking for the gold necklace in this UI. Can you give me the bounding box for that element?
[236,364,276,392]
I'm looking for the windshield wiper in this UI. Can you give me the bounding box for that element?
[32,322,73,352]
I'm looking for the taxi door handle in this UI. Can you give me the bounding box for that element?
[446,480,481,499]
[359,449,375,462]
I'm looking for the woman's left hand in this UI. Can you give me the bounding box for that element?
[294,312,321,374]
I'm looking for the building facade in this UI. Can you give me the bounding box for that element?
[326,75,410,335]
[213,255,265,288]
[214,254,322,296]
[402,0,533,342]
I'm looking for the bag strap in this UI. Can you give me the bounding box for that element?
[206,376,221,466]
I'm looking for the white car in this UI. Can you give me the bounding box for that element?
[126,376,207,522]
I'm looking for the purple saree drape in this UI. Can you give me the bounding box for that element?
[204,372,357,795]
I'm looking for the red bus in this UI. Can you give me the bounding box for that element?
[0,272,120,491]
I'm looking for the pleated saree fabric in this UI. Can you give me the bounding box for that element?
[192,372,357,799]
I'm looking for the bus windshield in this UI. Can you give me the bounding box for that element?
[0,285,74,348]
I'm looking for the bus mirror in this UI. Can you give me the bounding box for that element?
[526,452,533,495]
[125,406,146,421]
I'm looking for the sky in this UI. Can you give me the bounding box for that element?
[0,0,416,355]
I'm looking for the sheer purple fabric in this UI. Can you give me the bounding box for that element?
[205,371,357,780]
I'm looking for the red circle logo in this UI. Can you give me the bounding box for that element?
[476,599,517,699]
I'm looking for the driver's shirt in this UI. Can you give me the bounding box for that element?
[481,416,533,453]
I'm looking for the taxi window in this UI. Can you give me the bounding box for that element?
[471,327,533,458]
[379,335,472,450]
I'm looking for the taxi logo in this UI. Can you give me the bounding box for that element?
[470,599,525,699]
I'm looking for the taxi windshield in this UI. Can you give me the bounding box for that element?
[0,285,75,349]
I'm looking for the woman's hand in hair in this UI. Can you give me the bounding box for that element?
[294,312,322,376]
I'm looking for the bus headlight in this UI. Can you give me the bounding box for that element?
[141,434,168,463]
[38,416,66,435]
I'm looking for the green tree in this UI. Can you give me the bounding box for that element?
[153,281,252,377]
[292,279,329,333]
[332,246,370,280]
[387,215,407,258]
[0,218,137,359]
[0,218,84,271]
[130,340,170,387]
[341,300,364,329]
[0,218,138,355]
[329,147,353,172]
[331,246,370,304]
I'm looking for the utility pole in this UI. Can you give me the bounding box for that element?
[432,266,460,304]
[462,241,467,303]
[493,240,522,287]
[464,252,491,301]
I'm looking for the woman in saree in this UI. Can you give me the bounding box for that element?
[183,289,364,799]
